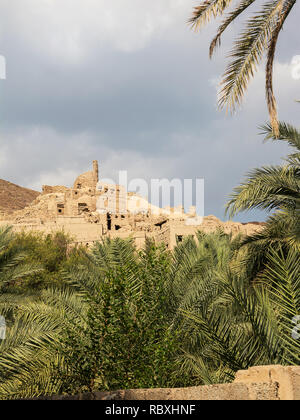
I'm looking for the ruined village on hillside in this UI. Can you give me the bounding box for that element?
[0,161,263,249]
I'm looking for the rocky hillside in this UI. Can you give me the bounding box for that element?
[0,179,40,215]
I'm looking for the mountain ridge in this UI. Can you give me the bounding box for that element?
[0,179,40,215]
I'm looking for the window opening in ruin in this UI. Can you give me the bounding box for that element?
[78,203,89,215]
[177,235,183,243]
[155,220,167,230]
[115,225,121,231]
[107,213,112,231]
[57,204,65,215]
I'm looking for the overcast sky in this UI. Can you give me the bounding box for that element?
[0,0,299,221]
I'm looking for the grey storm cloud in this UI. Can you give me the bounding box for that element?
[0,0,299,221]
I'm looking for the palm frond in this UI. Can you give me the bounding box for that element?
[189,0,234,30]
[261,121,300,151]
[219,0,285,112]
[190,0,297,129]
[226,165,300,217]
[209,0,256,58]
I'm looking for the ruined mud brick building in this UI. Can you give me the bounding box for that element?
[0,161,263,248]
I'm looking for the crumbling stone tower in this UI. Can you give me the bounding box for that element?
[93,160,99,187]
[73,160,99,191]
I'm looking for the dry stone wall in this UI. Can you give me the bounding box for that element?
[33,365,300,400]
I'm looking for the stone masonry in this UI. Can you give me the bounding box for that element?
[0,161,264,249]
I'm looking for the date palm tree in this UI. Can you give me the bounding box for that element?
[1,234,299,398]
[175,240,300,384]
[225,122,300,282]
[226,122,300,246]
[189,0,297,135]
[0,238,176,398]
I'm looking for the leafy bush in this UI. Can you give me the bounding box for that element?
[0,233,298,399]
[6,231,72,292]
